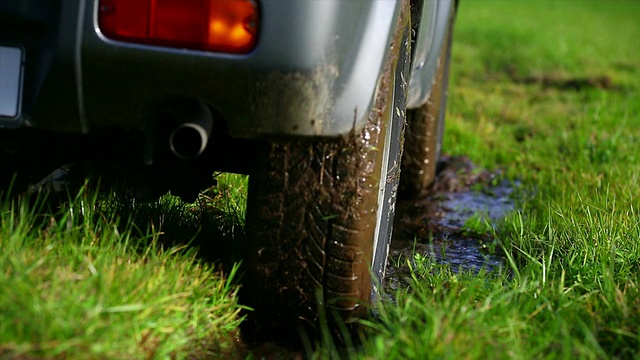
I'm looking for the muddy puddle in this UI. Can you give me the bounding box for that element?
[387,155,517,290]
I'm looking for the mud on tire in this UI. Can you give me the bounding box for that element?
[241,3,411,340]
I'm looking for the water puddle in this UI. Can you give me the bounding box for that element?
[387,155,518,290]
[438,185,515,230]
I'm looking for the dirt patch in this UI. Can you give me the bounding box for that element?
[517,74,614,91]
[505,67,616,91]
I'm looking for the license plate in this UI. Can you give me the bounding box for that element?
[0,46,24,119]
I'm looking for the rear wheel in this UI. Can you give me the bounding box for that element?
[241,6,411,339]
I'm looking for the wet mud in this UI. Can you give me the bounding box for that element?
[388,155,517,290]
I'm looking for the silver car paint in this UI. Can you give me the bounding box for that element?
[2,0,450,138]
[407,0,454,109]
[81,0,401,138]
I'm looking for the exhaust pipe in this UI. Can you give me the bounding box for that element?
[167,99,214,159]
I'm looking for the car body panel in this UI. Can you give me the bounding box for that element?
[1,0,451,139]
[407,0,454,109]
[1,0,407,139]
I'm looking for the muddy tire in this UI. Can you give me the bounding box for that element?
[399,9,455,198]
[240,6,411,339]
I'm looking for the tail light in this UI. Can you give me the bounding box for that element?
[98,0,259,53]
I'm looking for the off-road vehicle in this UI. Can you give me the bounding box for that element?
[0,0,456,334]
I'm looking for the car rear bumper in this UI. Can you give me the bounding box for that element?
[0,0,401,139]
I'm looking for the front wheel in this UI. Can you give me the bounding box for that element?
[240,7,411,338]
[399,6,455,198]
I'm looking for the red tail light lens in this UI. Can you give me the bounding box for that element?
[98,0,259,53]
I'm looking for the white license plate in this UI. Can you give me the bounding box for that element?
[0,46,24,119]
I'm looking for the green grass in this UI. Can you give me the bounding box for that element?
[1,0,639,359]
[358,1,640,359]
[0,188,245,359]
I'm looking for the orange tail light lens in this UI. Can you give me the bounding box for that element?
[98,0,259,53]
